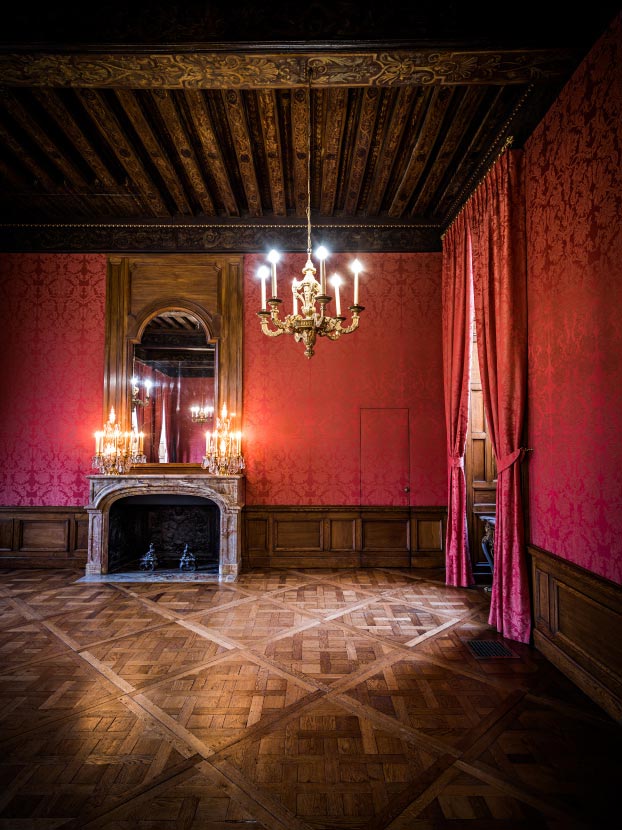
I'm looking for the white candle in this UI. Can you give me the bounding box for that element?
[293,280,298,315]
[268,249,279,298]
[316,246,328,294]
[257,265,269,310]
[330,274,342,316]
[351,259,362,305]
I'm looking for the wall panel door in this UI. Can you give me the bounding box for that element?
[360,408,410,506]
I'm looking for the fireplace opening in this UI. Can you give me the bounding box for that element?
[108,494,220,573]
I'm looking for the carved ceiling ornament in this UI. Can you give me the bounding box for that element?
[0,48,580,90]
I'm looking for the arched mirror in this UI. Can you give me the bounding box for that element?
[103,254,243,470]
[131,311,217,464]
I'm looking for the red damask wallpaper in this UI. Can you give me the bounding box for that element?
[1,251,446,510]
[0,254,107,506]
[525,12,622,583]
[243,252,447,506]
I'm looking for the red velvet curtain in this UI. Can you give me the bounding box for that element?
[441,212,474,587]
[468,150,531,643]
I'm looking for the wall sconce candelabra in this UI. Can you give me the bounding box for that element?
[257,73,364,359]
[92,407,146,475]
[201,403,245,475]
[131,376,152,407]
[190,404,214,424]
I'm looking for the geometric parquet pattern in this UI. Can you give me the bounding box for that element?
[1,565,620,829]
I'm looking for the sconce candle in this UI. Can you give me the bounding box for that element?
[92,406,146,475]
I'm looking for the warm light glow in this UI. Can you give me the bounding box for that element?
[92,406,146,475]
[201,402,245,475]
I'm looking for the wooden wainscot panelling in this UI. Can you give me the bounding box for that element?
[361,511,410,568]
[529,545,622,722]
[243,506,445,570]
[412,512,446,568]
[0,507,88,568]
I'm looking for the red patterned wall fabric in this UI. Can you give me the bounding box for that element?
[243,252,447,506]
[525,12,622,584]
[0,254,107,506]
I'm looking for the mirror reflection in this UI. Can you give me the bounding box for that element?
[131,311,216,464]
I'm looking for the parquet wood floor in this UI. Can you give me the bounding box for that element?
[0,566,620,829]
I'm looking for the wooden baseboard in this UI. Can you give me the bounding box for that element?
[529,545,622,722]
[244,505,446,570]
[0,507,88,568]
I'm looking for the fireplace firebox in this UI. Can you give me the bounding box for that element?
[86,473,245,579]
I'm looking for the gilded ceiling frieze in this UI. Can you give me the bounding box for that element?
[0,223,442,252]
[0,49,578,89]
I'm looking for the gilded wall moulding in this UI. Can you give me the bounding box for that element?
[0,48,579,89]
[0,223,442,253]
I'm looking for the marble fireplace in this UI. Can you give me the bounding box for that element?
[86,472,245,579]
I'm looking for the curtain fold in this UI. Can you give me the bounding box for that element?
[469,150,531,643]
[441,212,474,587]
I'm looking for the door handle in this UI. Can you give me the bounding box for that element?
[403,487,410,493]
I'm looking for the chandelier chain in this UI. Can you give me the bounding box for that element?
[306,69,312,256]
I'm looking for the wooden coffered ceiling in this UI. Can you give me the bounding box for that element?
[0,2,618,252]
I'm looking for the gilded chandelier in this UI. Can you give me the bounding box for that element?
[257,75,365,359]
[92,407,146,475]
[201,403,245,475]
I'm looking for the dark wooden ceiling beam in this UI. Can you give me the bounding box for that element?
[257,89,286,216]
[149,89,215,216]
[31,89,118,191]
[184,90,239,218]
[0,91,90,193]
[432,87,518,223]
[115,89,193,216]
[388,86,454,218]
[0,117,59,193]
[222,90,263,218]
[0,156,27,189]
[291,88,309,218]
[365,87,422,215]
[0,48,581,89]
[343,87,380,215]
[409,86,489,216]
[320,88,348,217]
[75,89,169,217]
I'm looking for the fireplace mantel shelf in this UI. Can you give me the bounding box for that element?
[85,473,245,579]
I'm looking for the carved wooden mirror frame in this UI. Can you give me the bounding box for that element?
[103,254,243,469]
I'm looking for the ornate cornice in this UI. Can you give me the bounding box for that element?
[0,48,581,89]
[0,222,442,253]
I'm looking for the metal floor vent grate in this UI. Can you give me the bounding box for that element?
[466,639,518,659]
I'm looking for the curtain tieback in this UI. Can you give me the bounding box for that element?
[496,447,533,473]
[448,455,464,469]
